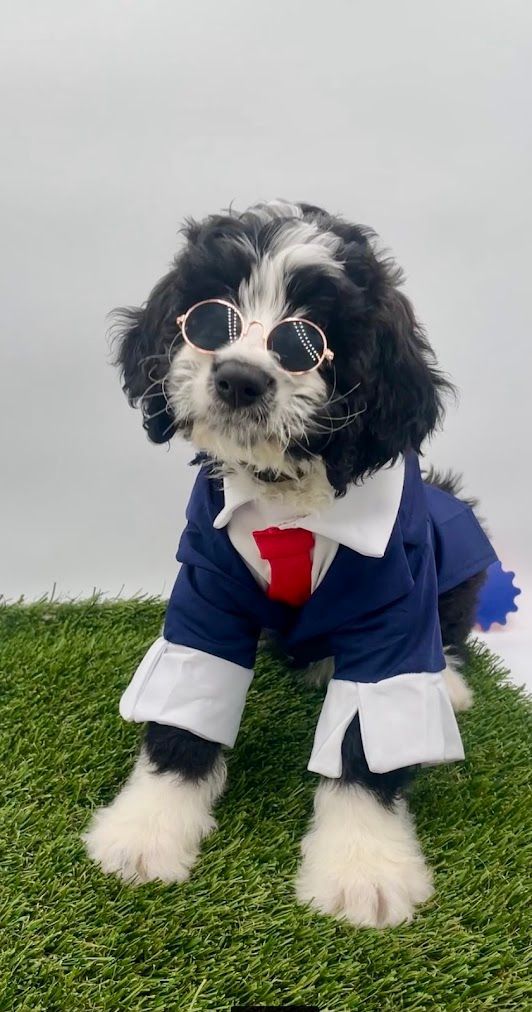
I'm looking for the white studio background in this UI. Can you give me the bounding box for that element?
[1,1,531,636]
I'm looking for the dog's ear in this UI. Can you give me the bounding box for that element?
[366,278,453,462]
[320,257,454,491]
[113,269,182,444]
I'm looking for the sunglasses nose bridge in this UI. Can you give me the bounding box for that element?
[242,318,265,339]
[240,319,269,354]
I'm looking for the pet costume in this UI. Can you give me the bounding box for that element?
[120,452,497,776]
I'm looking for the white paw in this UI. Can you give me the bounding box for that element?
[296,782,434,928]
[443,658,474,712]
[83,752,226,885]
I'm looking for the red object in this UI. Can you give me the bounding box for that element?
[252,526,315,607]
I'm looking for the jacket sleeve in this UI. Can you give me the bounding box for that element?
[119,558,261,747]
[308,540,464,778]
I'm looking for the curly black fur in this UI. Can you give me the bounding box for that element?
[424,466,489,662]
[145,722,221,780]
[287,217,455,491]
[341,713,415,804]
[422,466,478,508]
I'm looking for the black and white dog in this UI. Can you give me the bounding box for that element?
[84,200,493,928]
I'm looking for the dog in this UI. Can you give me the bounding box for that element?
[83,200,497,928]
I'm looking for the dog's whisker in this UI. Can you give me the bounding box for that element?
[322,380,362,408]
[161,418,177,438]
[315,410,366,426]
[138,352,172,369]
[141,389,170,401]
[165,332,181,366]
[140,376,168,399]
[308,405,367,436]
[329,364,338,404]
[291,436,322,461]
[138,338,180,372]
[161,373,171,405]
[141,367,175,407]
[315,402,368,423]
[143,403,174,422]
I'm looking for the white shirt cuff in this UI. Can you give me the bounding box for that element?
[307,671,465,778]
[119,637,254,747]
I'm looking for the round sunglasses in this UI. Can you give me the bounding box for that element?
[176,299,334,375]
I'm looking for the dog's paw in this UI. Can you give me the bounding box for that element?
[296,843,434,928]
[83,753,224,885]
[295,783,434,928]
[83,797,213,885]
[443,662,474,712]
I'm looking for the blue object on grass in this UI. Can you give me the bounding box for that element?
[475,560,521,630]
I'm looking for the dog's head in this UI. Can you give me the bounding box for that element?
[115,200,451,492]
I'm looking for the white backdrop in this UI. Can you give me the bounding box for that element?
[1,1,531,614]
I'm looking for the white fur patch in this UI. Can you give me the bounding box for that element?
[243,199,304,223]
[295,781,434,927]
[443,651,474,712]
[238,220,342,329]
[82,751,226,885]
[217,456,334,512]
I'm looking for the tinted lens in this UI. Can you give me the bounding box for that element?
[268,319,325,372]
[183,301,242,351]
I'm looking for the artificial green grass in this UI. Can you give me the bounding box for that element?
[0,600,531,1012]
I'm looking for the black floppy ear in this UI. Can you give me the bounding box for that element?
[367,283,453,461]
[113,269,182,444]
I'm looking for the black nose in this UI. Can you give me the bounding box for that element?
[214,361,273,409]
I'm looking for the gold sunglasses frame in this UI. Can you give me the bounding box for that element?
[176,298,334,376]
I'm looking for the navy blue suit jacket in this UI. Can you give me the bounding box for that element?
[163,453,497,685]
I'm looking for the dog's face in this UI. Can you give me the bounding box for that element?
[116,201,450,491]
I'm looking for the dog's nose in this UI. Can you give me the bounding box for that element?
[214,361,273,409]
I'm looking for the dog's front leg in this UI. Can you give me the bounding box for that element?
[295,715,434,927]
[83,725,225,885]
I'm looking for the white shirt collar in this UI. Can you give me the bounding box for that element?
[213,457,405,559]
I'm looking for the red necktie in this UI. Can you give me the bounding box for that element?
[252,526,315,607]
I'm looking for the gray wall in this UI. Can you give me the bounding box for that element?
[2,0,531,600]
